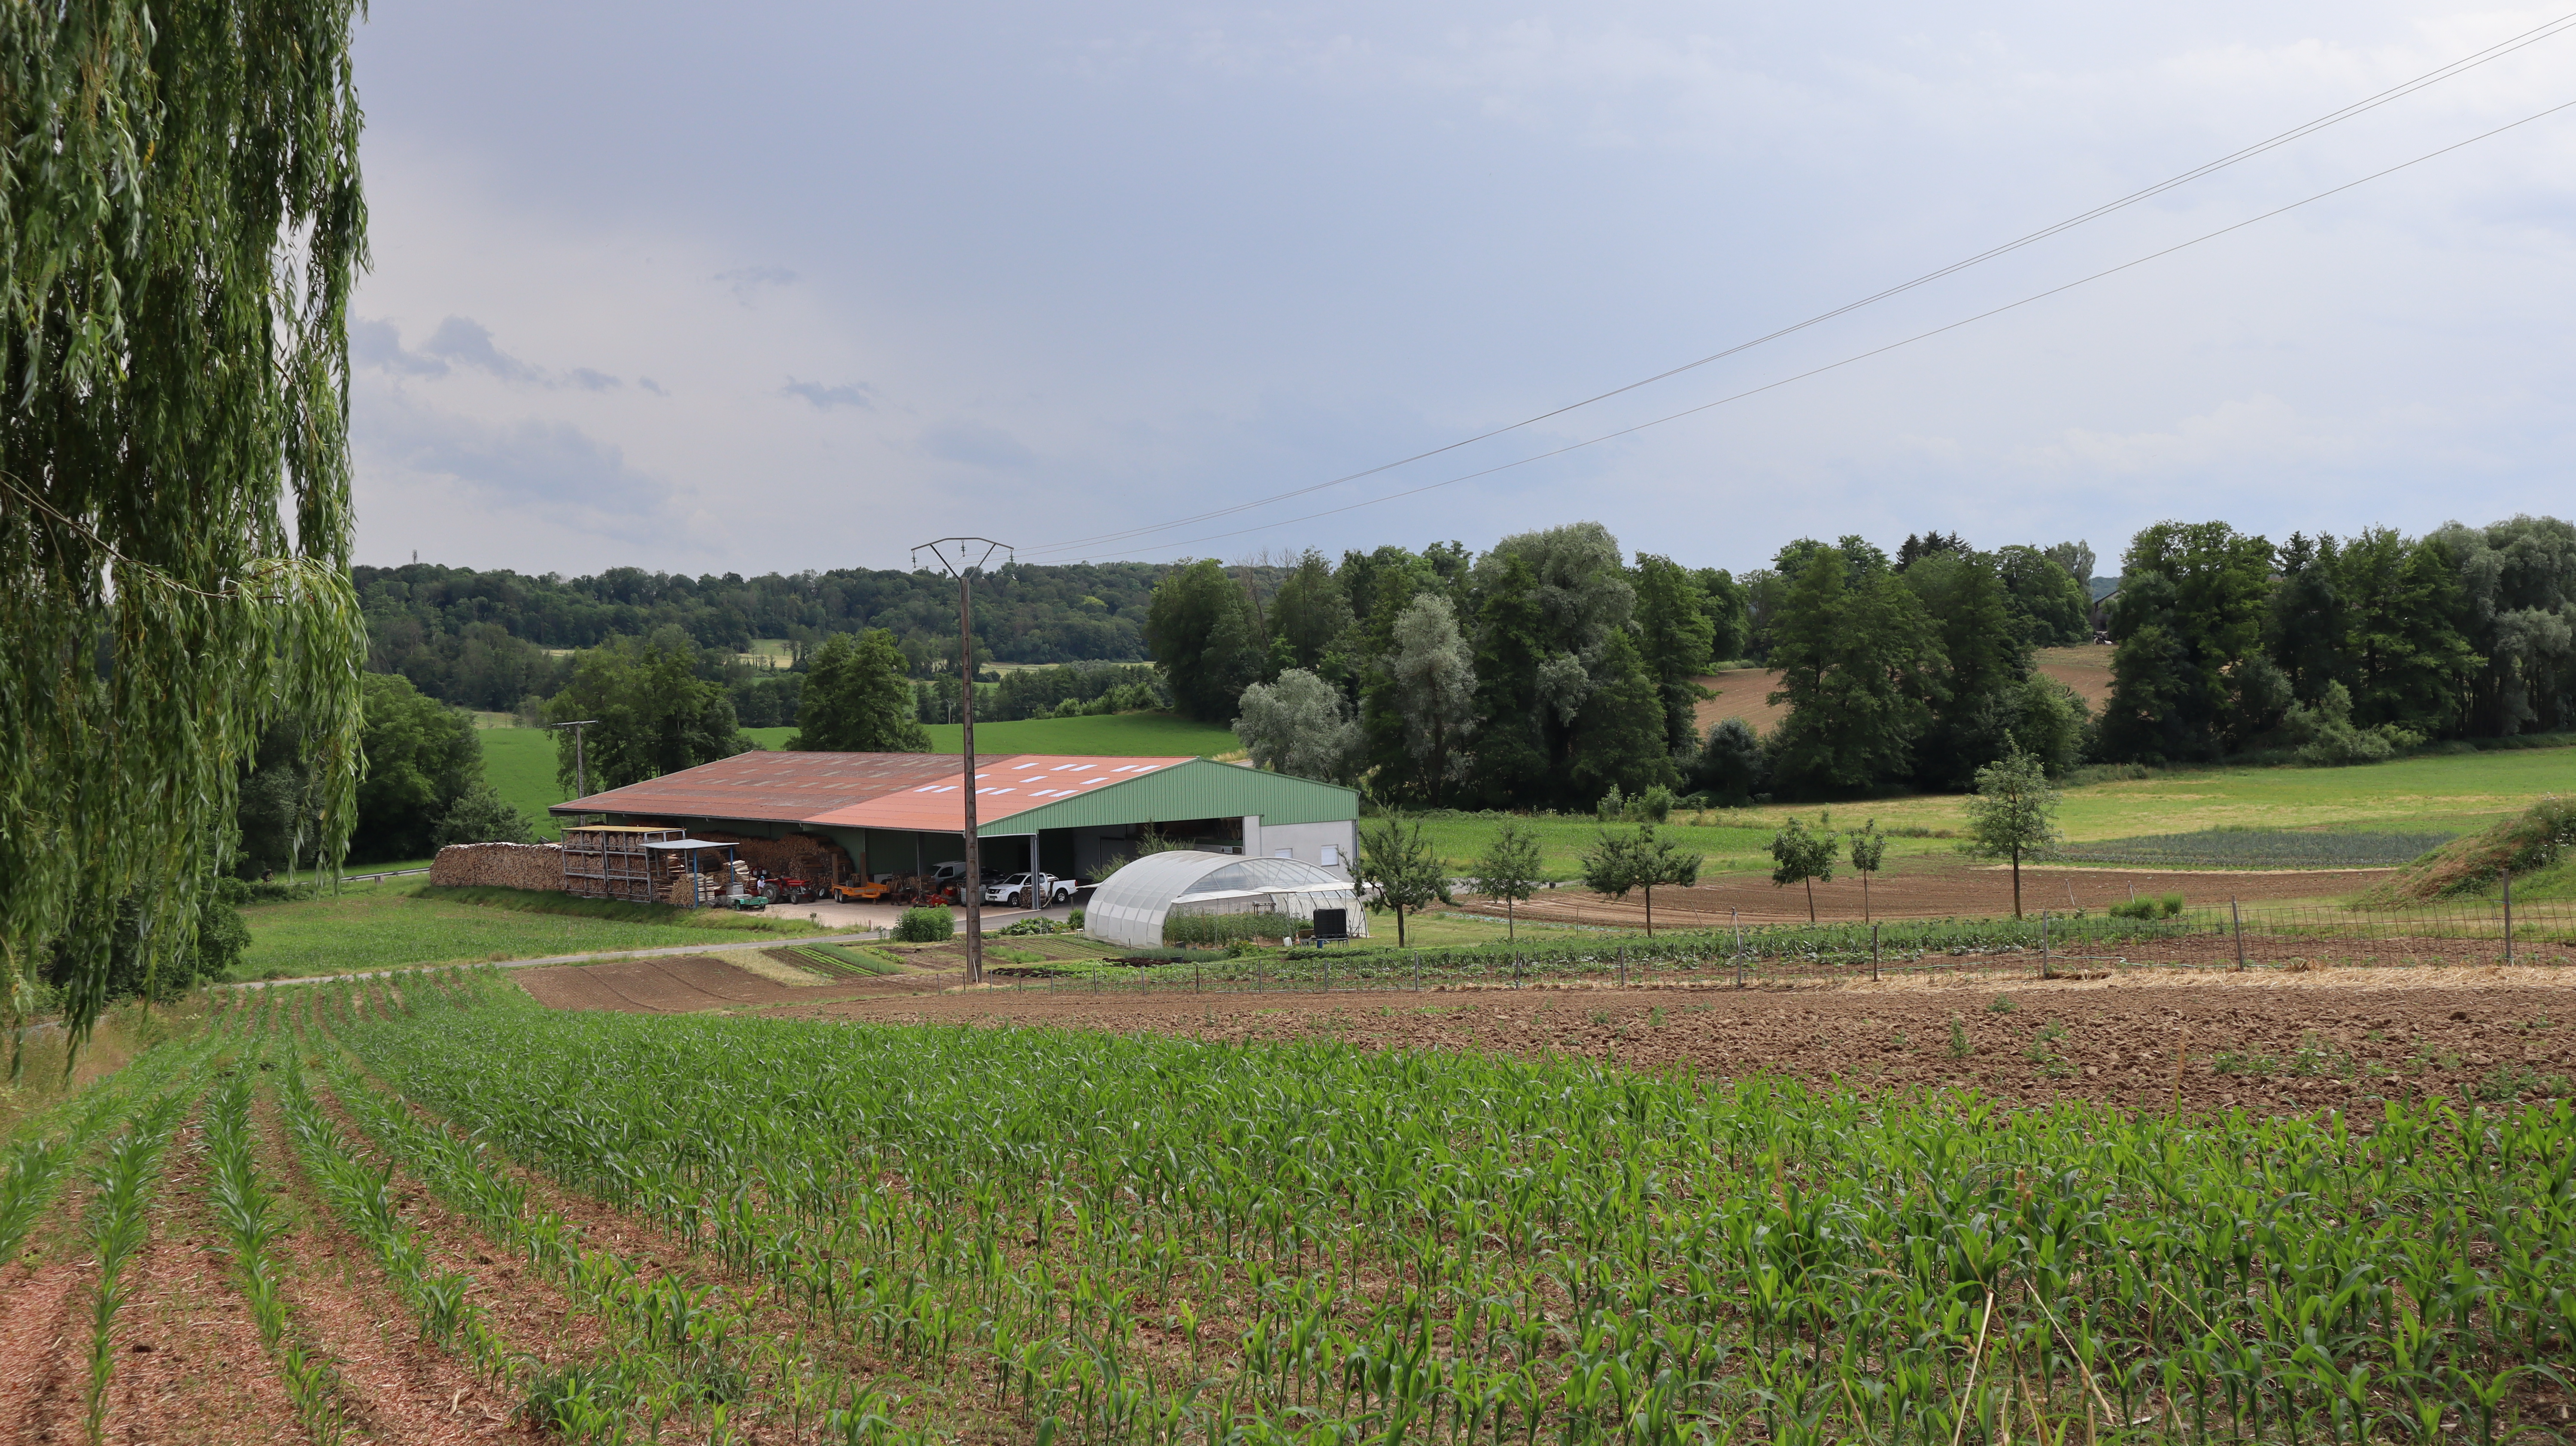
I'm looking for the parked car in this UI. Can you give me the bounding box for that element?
[982,871,1077,907]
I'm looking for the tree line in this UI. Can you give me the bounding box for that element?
[1189,514,2573,808]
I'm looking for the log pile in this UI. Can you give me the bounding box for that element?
[664,859,753,906]
[430,842,566,891]
[689,831,852,882]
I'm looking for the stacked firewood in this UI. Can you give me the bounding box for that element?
[687,831,851,881]
[429,842,566,890]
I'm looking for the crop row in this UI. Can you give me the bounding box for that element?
[334,981,2576,1445]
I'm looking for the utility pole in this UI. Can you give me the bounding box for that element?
[913,538,1011,986]
[551,719,600,820]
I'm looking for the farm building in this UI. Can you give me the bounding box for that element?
[1084,851,1368,948]
[546,752,1359,891]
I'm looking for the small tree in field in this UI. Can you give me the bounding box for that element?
[1357,816,1451,948]
[1847,820,1888,922]
[1473,819,1547,940]
[1962,738,2061,919]
[1769,815,1839,923]
[1580,824,1702,937]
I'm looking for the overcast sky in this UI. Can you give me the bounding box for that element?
[347,2,2576,579]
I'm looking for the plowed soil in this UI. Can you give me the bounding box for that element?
[1482,854,2392,928]
[781,967,2576,1118]
[1690,647,2111,736]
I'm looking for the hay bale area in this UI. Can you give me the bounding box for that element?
[684,830,853,881]
[431,842,568,890]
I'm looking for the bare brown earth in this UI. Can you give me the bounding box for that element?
[774,967,2576,1118]
[1692,645,2112,737]
[514,953,935,1012]
[1489,853,2394,927]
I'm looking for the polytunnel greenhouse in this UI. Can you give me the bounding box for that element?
[1083,851,1369,948]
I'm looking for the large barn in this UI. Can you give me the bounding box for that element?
[549,751,1359,887]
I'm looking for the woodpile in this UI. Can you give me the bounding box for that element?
[665,859,752,905]
[689,831,852,882]
[430,842,566,891]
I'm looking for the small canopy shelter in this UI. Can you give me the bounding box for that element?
[1084,850,1367,948]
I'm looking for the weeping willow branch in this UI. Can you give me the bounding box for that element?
[0,0,369,1063]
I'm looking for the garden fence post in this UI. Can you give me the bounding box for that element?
[1618,947,1626,988]
[1733,909,1744,990]
[2039,912,2050,980]
[1871,923,1880,983]
[1414,951,1421,993]
[2503,872,2513,966]
[2230,897,2245,971]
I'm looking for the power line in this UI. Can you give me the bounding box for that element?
[1063,97,2576,564]
[1021,10,2576,561]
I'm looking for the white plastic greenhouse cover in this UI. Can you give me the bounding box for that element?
[1083,850,1367,948]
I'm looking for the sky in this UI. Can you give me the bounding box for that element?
[346,2,2576,580]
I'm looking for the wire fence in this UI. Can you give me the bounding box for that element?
[988,893,2576,999]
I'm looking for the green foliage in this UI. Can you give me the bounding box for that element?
[2366,796,2576,904]
[893,906,955,942]
[1768,545,1939,793]
[1163,911,1299,946]
[793,629,930,752]
[2102,520,2280,762]
[1634,554,1717,754]
[1470,819,1547,938]
[546,631,751,794]
[1994,543,2095,646]
[1961,739,2062,918]
[1355,816,1451,947]
[1361,592,1479,805]
[1146,560,1270,723]
[431,781,536,849]
[2284,680,2424,766]
[1265,549,1353,674]
[1233,668,1358,783]
[42,878,249,1005]
[1578,823,1701,934]
[0,0,371,1048]
[2108,893,2185,919]
[1688,717,1769,805]
[1847,819,1887,876]
[237,881,817,980]
[1767,814,1839,921]
[352,674,485,862]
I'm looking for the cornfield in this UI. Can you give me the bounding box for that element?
[9,968,2564,1443]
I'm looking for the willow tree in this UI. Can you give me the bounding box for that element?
[0,0,369,1058]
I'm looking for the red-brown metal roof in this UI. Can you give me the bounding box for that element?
[552,751,1195,832]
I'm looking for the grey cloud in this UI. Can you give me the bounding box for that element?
[920,420,1034,469]
[783,378,872,410]
[638,377,668,396]
[718,265,799,300]
[358,386,675,535]
[422,316,541,381]
[349,318,449,377]
[570,367,623,391]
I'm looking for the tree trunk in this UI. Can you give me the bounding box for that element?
[1644,886,1654,938]
[1862,872,1871,923]
[1396,906,1407,948]
[1804,877,1817,923]
[1507,895,1515,941]
[2011,845,2022,919]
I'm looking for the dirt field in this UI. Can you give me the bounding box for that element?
[774,966,2576,1117]
[1693,646,2113,738]
[1484,853,2391,927]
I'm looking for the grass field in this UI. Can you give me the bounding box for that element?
[477,725,571,836]
[231,877,823,980]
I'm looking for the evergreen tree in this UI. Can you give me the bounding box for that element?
[1567,631,1679,805]
[794,629,932,752]
[2337,528,2476,732]
[1767,546,1941,793]
[2099,521,2277,762]
[1634,554,1718,756]
[1145,559,1270,722]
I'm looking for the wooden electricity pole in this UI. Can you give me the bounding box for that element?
[913,538,1011,986]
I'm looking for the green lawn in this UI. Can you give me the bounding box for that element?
[1410,746,2574,878]
[480,726,571,836]
[233,877,822,980]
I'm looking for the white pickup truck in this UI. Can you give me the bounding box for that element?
[982,871,1077,907]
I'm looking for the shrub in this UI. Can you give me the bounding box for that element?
[993,916,1068,936]
[1163,911,1299,946]
[893,906,955,942]
[1067,908,1085,930]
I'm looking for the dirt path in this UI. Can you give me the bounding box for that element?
[782,967,2576,1118]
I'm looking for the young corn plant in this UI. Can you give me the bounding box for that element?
[80,1090,192,1444]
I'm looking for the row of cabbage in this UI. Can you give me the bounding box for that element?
[337,979,2576,1446]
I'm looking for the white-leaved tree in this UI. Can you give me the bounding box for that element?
[1381,594,1478,802]
[1233,669,1360,784]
